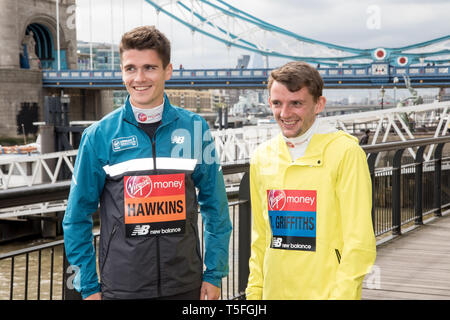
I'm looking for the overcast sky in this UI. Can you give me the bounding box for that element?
[75,0,450,100]
[75,0,450,69]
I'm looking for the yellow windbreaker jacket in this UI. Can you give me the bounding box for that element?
[246,130,376,300]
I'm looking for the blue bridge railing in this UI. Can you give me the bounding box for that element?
[42,64,450,89]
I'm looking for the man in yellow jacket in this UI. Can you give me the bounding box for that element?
[246,61,376,300]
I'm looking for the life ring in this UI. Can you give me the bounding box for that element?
[0,145,37,154]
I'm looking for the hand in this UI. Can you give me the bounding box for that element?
[84,292,102,300]
[200,281,220,300]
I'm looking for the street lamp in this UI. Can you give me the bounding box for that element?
[380,86,386,110]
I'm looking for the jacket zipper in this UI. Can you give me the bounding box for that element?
[151,138,157,173]
[101,224,118,274]
[151,136,162,297]
[124,118,162,297]
[335,249,341,264]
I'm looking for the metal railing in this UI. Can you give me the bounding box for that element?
[2,136,450,299]
[0,127,277,192]
[42,65,450,82]
[363,135,450,236]
[0,163,250,300]
[3,100,449,189]
[327,101,450,150]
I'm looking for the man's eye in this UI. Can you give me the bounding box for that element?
[291,102,304,108]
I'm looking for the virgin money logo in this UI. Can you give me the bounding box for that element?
[286,141,295,149]
[126,176,152,198]
[268,190,286,211]
[137,113,148,122]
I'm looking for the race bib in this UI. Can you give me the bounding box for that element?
[267,189,317,251]
[124,173,186,237]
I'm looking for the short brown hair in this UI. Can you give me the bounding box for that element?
[119,25,171,68]
[268,61,323,101]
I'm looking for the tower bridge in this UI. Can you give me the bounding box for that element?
[0,0,77,139]
[0,0,449,140]
[1,0,450,301]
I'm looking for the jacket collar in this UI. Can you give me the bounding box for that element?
[123,93,179,126]
[277,130,356,166]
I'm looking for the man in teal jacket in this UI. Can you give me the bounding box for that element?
[62,26,232,300]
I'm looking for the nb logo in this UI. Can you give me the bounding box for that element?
[272,237,283,248]
[131,225,150,236]
[171,136,185,144]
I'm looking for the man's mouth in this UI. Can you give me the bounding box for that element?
[281,119,298,126]
[133,86,151,91]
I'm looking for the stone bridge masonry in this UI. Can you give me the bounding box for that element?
[0,0,113,139]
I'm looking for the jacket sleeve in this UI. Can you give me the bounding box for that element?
[62,130,106,299]
[245,158,266,300]
[192,119,232,288]
[330,144,377,299]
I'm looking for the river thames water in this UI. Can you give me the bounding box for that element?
[0,203,241,300]
[0,236,66,300]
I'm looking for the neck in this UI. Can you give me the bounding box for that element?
[130,99,164,124]
[130,96,164,110]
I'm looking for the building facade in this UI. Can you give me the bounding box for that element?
[0,0,77,139]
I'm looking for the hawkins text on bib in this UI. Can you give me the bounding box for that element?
[267,189,317,251]
[124,174,186,237]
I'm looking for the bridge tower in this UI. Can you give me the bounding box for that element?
[0,0,77,139]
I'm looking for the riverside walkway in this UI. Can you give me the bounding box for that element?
[362,212,450,300]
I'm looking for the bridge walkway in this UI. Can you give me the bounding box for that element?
[362,213,450,300]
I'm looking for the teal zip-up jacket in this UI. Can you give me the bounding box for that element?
[63,95,232,299]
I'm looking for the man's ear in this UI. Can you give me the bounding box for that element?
[165,63,173,81]
[268,95,273,110]
[315,96,326,115]
[120,64,125,84]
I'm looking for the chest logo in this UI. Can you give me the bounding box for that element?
[171,135,185,144]
[112,135,138,152]
[268,190,286,211]
[124,173,186,238]
[125,176,152,198]
[267,189,317,251]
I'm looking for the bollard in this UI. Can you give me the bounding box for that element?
[392,149,405,236]
[414,146,425,225]
[38,124,57,238]
[433,143,445,217]
[367,152,378,229]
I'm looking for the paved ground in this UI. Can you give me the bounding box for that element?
[362,213,450,300]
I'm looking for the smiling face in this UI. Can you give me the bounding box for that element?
[269,81,326,138]
[121,49,173,109]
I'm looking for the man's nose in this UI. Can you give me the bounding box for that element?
[135,68,146,82]
[279,104,291,118]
